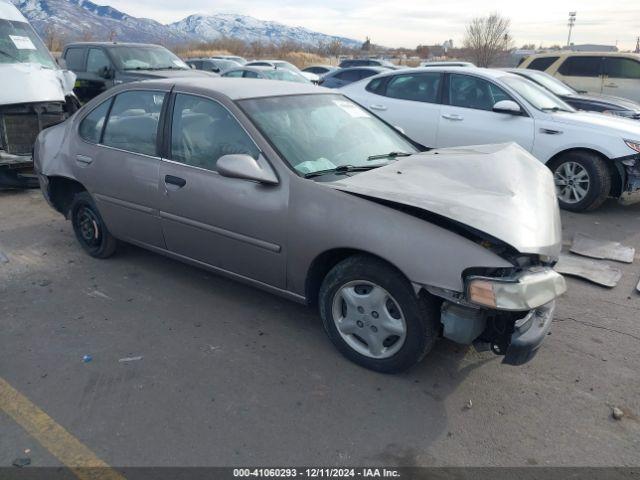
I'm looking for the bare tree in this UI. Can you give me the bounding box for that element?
[326,39,343,60]
[463,13,514,67]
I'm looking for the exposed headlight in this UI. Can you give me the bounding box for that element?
[467,269,567,311]
[624,139,640,153]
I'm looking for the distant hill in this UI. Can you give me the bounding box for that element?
[169,14,360,48]
[12,0,361,48]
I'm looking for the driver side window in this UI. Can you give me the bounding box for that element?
[170,94,259,172]
[87,48,111,74]
[449,74,512,111]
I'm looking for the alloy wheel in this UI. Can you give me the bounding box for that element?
[554,161,591,204]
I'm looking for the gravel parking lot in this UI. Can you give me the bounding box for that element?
[1,189,639,468]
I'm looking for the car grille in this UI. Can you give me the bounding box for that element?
[1,110,66,156]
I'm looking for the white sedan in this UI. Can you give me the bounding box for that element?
[341,67,640,211]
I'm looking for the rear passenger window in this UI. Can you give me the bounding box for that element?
[385,73,442,103]
[605,58,640,79]
[102,91,165,156]
[526,57,559,71]
[79,99,112,143]
[170,94,259,172]
[64,48,85,71]
[558,57,602,77]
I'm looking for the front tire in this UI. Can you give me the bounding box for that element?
[548,151,611,212]
[70,191,118,258]
[319,255,440,373]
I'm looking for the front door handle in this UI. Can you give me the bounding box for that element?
[75,154,93,165]
[442,113,464,121]
[164,175,186,188]
[605,83,618,88]
[369,104,387,111]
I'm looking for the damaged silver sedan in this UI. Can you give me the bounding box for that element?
[34,78,566,373]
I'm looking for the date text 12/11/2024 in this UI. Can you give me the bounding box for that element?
[233,468,401,478]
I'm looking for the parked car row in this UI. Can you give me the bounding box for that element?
[341,66,640,211]
[4,0,635,374]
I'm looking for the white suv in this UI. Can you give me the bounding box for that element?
[519,52,640,104]
[341,67,640,211]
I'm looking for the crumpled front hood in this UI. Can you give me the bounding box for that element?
[328,143,562,257]
[0,63,75,105]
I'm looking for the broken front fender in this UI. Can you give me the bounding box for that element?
[617,155,640,205]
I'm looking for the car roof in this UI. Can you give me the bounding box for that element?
[373,66,510,79]
[525,51,640,59]
[226,66,277,73]
[133,77,326,100]
[65,42,161,49]
[333,66,387,73]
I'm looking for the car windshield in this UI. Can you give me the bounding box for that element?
[0,19,56,68]
[239,94,418,177]
[273,61,300,72]
[111,46,190,71]
[214,59,240,71]
[262,69,308,83]
[523,71,576,96]
[501,76,575,112]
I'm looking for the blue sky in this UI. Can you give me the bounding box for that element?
[106,0,640,50]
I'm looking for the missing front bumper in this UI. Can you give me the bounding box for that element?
[502,301,555,366]
[617,157,640,205]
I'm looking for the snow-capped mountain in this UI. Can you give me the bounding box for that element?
[12,0,193,44]
[169,14,360,48]
[12,0,360,48]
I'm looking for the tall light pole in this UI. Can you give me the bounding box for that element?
[567,12,577,47]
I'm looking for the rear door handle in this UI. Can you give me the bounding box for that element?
[75,154,93,165]
[605,83,618,88]
[164,175,186,188]
[369,104,387,111]
[442,113,464,121]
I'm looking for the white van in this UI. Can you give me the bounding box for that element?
[0,0,77,187]
[519,52,640,104]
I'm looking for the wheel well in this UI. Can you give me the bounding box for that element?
[304,248,403,306]
[547,148,622,195]
[48,176,86,217]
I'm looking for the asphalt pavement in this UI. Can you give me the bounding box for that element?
[1,189,639,468]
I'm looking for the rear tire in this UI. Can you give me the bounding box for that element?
[319,255,440,373]
[70,191,117,258]
[548,151,611,212]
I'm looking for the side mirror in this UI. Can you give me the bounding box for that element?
[493,100,521,115]
[217,154,278,184]
[98,66,114,80]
